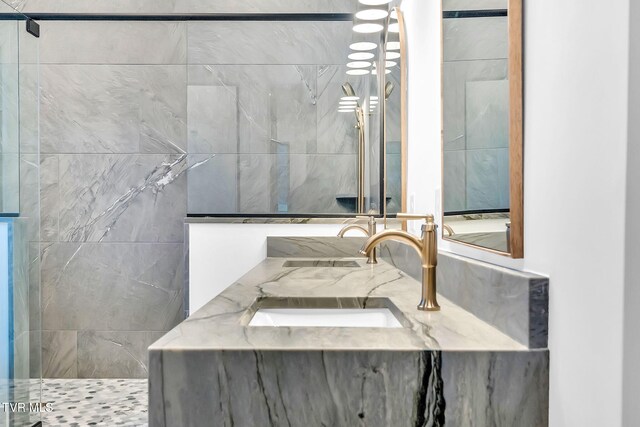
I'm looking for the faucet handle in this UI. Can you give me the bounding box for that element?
[396,213,434,223]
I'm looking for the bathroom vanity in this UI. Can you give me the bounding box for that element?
[149,237,548,426]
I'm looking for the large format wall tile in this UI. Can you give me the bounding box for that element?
[41,243,184,331]
[187,85,238,154]
[188,64,319,154]
[187,154,237,214]
[443,0,507,11]
[56,154,188,243]
[443,17,508,62]
[41,65,187,154]
[42,330,77,379]
[316,65,368,155]
[39,21,186,65]
[40,155,59,242]
[443,150,466,212]
[11,0,357,14]
[466,79,509,150]
[466,148,509,210]
[188,21,351,65]
[443,59,507,151]
[77,331,164,378]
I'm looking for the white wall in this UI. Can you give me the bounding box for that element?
[401,0,633,425]
[623,0,640,423]
[189,223,354,313]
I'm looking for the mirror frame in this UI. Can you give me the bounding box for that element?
[440,0,524,258]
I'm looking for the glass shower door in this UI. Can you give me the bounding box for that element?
[0,1,41,426]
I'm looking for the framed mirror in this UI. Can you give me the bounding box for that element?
[440,0,523,257]
[383,5,408,225]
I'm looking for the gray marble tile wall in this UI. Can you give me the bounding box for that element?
[9,0,358,14]
[37,21,191,379]
[185,22,374,215]
[37,16,361,377]
[442,14,510,212]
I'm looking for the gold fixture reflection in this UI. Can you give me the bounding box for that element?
[342,83,366,213]
[338,216,378,264]
[443,224,455,236]
[360,213,440,311]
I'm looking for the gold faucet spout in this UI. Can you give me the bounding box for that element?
[337,224,369,238]
[360,229,423,258]
[361,214,441,312]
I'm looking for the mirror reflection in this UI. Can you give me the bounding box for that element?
[441,0,513,253]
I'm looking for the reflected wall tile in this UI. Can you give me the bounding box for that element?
[179,0,357,13]
[187,85,238,153]
[466,149,505,210]
[316,65,362,155]
[239,154,273,213]
[78,331,164,378]
[497,147,510,208]
[57,154,187,243]
[19,154,40,243]
[443,0,507,11]
[466,79,508,149]
[40,155,59,242]
[386,152,402,213]
[187,154,237,214]
[0,154,20,214]
[288,154,357,213]
[19,64,40,155]
[41,243,184,331]
[188,21,351,65]
[443,17,508,62]
[444,150,466,212]
[188,65,318,154]
[13,0,357,14]
[443,59,507,150]
[39,21,186,64]
[42,330,77,379]
[41,65,187,154]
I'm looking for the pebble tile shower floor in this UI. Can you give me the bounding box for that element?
[40,379,148,426]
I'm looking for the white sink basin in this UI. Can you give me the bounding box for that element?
[248,308,403,328]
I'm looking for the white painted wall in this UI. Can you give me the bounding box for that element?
[623,0,640,423]
[401,0,633,425]
[189,223,353,313]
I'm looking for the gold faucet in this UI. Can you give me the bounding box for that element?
[360,213,440,311]
[338,216,378,264]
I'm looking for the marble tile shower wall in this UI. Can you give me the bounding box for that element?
[186,21,361,214]
[37,19,357,378]
[442,15,509,213]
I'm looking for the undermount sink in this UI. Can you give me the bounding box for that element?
[282,260,360,268]
[249,308,403,328]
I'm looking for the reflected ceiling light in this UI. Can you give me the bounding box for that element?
[347,61,372,68]
[348,52,375,60]
[388,23,399,33]
[359,0,392,4]
[370,100,379,104]
[386,51,400,60]
[371,96,379,100]
[353,23,384,34]
[390,9,398,19]
[385,60,397,67]
[355,9,389,20]
[347,69,371,76]
[341,95,359,101]
[339,101,358,106]
[386,41,400,50]
[372,68,392,75]
[350,41,377,51]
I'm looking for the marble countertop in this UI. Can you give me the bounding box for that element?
[151,257,526,352]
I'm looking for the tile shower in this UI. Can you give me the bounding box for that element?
[442,6,510,213]
[36,15,380,378]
